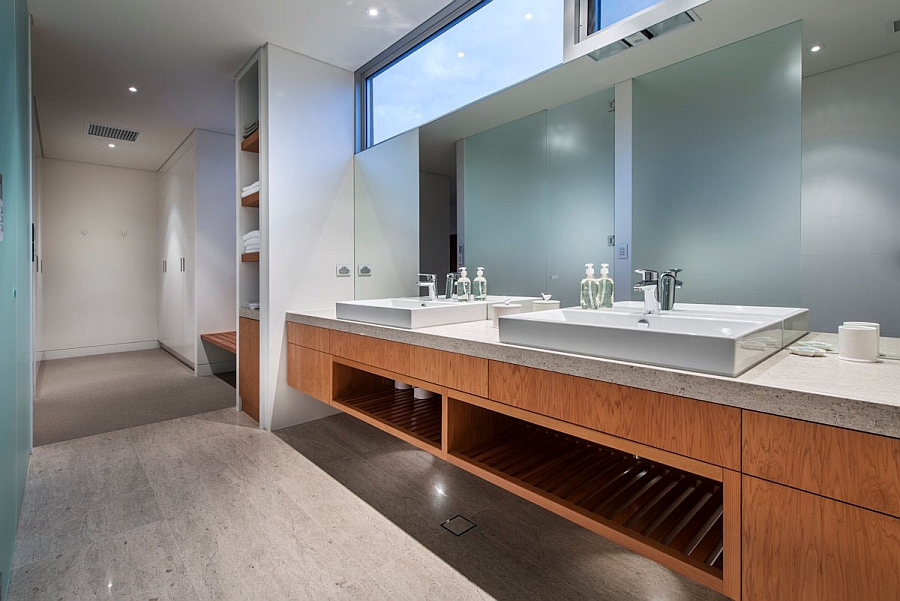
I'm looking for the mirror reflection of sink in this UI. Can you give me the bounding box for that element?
[336,296,537,329]
[498,303,809,377]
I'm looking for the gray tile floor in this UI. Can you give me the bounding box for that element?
[10,408,727,600]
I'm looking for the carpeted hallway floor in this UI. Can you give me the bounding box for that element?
[34,349,237,446]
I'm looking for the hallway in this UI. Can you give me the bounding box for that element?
[9,408,724,601]
[33,350,236,446]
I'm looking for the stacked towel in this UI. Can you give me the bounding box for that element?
[241,180,260,198]
[246,302,260,310]
[242,229,260,253]
[243,120,259,139]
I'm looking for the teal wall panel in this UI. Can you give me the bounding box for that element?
[0,0,32,592]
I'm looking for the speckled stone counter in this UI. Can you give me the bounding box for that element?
[240,308,260,321]
[286,308,900,439]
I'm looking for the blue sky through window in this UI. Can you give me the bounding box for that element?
[370,0,564,145]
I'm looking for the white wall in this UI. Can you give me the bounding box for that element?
[41,158,159,358]
[801,51,900,336]
[354,129,420,300]
[263,44,355,430]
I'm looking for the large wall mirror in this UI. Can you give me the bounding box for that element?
[355,6,900,337]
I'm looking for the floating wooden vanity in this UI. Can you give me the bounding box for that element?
[286,321,900,601]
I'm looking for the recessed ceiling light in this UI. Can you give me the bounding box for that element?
[524,13,533,20]
[457,51,465,58]
[128,86,138,93]
[366,6,379,17]
[809,45,822,52]
[108,143,116,148]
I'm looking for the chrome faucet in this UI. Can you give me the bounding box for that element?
[417,273,437,301]
[658,268,683,311]
[633,269,661,314]
[445,272,458,299]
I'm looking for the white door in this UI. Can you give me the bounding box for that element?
[158,169,183,350]
[172,147,195,364]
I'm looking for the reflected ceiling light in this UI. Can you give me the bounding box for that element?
[366,6,379,17]
[809,45,822,52]
[457,51,465,58]
[524,13,533,20]
[127,86,138,93]
[108,143,116,148]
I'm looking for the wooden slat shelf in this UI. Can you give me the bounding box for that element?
[241,191,259,207]
[200,331,237,354]
[241,251,259,262]
[241,129,259,153]
[334,388,441,450]
[453,422,725,576]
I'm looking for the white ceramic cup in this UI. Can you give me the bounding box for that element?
[843,322,881,354]
[838,325,879,363]
[413,387,434,400]
[492,303,523,328]
[532,300,561,312]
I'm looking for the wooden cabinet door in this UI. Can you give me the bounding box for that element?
[742,475,900,601]
[287,344,331,403]
[238,317,259,422]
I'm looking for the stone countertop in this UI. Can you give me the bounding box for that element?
[240,308,260,321]
[286,308,900,439]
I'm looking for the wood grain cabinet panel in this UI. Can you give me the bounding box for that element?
[488,361,741,469]
[329,331,410,375]
[743,410,900,517]
[287,344,331,403]
[742,475,900,601]
[238,317,259,422]
[286,322,330,353]
[408,346,488,397]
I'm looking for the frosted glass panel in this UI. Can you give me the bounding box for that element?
[464,112,548,297]
[548,89,616,307]
[632,22,802,307]
[463,89,616,304]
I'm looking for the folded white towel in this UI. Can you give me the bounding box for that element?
[243,234,260,243]
[242,230,260,242]
[242,180,260,190]
[241,187,259,198]
[243,241,260,249]
[243,246,260,254]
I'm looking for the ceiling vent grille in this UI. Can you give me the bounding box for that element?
[84,122,141,142]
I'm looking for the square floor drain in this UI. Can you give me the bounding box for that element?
[441,515,476,537]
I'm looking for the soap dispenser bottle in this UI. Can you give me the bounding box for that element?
[580,263,599,310]
[597,263,614,309]
[473,267,488,301]
[456,267,472,302]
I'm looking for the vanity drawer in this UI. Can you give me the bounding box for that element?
[488,361,741,469]
[408,346,488,397]
[329,331,410,375]
[287,344,331,403]
[743,410,900,516]
[742,475,900,601]
[286,322,330,353]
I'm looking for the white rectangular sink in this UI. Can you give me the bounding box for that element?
[336,296,539,329]
[498,303,809,377]
[336,298,487,329]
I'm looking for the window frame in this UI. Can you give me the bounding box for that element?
[354,0,491,152]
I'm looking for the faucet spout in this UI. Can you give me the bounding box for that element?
[633,269,661,315]
[417,274,438,302]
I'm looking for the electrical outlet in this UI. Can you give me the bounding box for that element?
[607,235,615,247]
[336,264,351,277]
[357,264,373,277]
[617,243,629,260]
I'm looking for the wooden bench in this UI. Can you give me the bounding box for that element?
[200,331,237,354]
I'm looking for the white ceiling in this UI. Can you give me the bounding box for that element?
[30,0,452,171]
[419,0,900,175]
